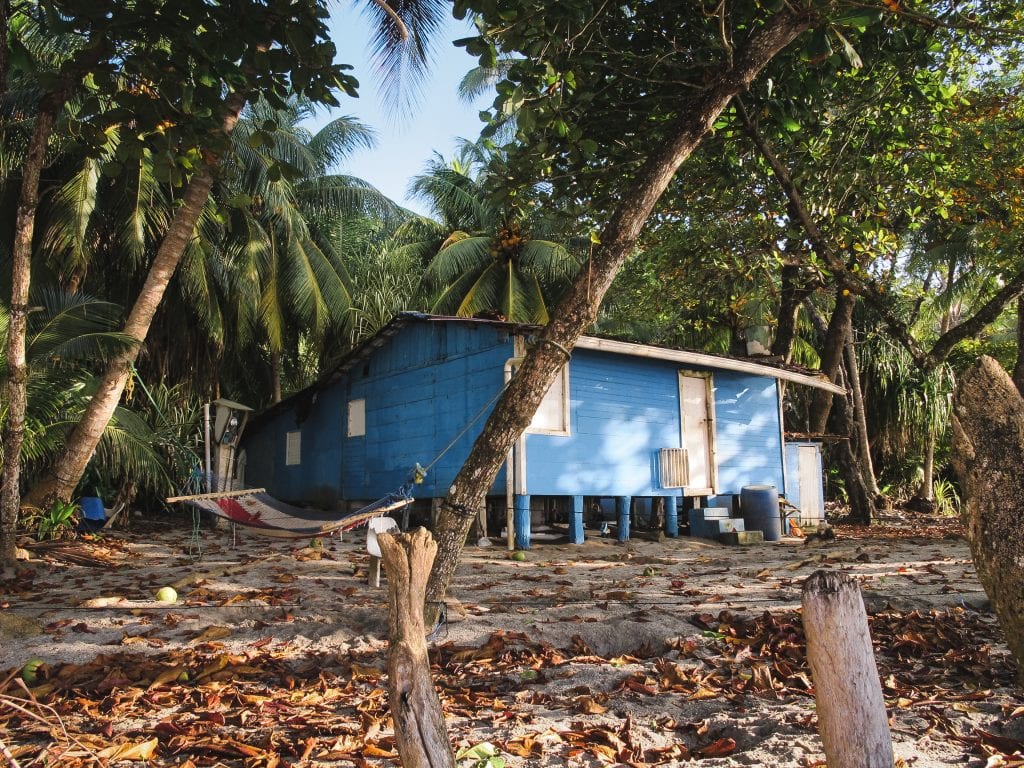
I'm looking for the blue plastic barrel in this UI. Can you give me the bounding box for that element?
[741,485,781,542]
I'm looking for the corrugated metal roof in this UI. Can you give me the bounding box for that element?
[247,312,844,427]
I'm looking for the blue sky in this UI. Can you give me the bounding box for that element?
[315,8,490,216]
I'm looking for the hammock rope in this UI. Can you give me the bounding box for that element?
[172,480,415,540]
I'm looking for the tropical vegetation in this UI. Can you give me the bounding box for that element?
[0,0,1022,590]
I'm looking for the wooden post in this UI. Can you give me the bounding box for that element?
[430,497,442,529]
[802,570,893,768]
[376,528,454,768]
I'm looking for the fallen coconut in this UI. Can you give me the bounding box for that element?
[21,658,45,684]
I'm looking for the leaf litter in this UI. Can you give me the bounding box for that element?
[0,515,1020,766]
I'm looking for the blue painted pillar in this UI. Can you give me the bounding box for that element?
[570,495,585,544]
[665,495,679,538]
[514,494,531,550]
[617,495,631,542]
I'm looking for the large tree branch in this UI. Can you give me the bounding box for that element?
[736,98,1024,373]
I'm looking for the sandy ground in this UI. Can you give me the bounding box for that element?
[0,514,1021,767]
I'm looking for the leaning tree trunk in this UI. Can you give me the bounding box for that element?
[917,435,935,503]
[0,90,69,566]
[24,94,246,510]
[830,376,875,524]
[423,7,818,622]
[1013,294,1024,396]
[844,328,882,500]
[772,259,816,363]
[271,349,283,404]
[951,355,1024,686]
[809,289,856,435]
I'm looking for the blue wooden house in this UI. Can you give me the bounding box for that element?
[239,313,841,546]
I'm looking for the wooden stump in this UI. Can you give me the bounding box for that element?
[376,527,454,768]
[951,355,1024,686]
[802,569,893,768]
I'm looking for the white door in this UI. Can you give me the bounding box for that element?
[797,445,823,522]
[679,373,716,495]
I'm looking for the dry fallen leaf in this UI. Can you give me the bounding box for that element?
[190,625,232,644]
[97,737,158,761]
[573,695,609,714]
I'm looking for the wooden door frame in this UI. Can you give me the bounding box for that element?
[678,370,717,496]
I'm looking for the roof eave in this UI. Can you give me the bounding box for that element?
[574,336,846,395]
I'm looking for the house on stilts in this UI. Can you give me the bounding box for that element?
[239,313,843,547]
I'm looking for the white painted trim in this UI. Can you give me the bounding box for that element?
[778,379,789,497]
[527,364,571,436]
[575,336,846,394]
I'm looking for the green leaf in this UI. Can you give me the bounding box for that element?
[833,9,882,31]
[833,29,863,69]
[456,742,500,760]
[782,117,801,132]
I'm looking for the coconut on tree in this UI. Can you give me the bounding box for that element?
[397,140,583,324]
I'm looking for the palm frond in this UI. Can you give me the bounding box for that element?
[517,239,580,282]
[41,156,102,277]
[457,61,516,103]
[424,235,491,287]
[360,0,452,115]
[308,116,377,173]
[25,288,131,363]
[296,175,405,224]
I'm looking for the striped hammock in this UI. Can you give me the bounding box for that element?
[169,488,413,538]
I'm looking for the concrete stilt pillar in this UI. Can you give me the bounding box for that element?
[570,495,585,544]
[514,494,531,550]
[666,495,679,538]
[617,495,631,542]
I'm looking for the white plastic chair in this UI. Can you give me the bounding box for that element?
[366,516,399,586]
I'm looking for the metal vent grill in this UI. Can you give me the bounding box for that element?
[659,448,689,488]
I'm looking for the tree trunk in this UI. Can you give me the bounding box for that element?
[802,570,893,767]
[950,355,1024,686]
[0,0,9,98]
[809,289,855,435]
[423,8,817,622]
[23,92,247,510]
[377,528,455,768]
[0,95,65,566]
[829,368,874,524]
[1013,294,1024,396]
[772,259,815,363]
[917,434,935,502]
[271,349,283,404]
[23,170,216,508]
[844,328,881,499]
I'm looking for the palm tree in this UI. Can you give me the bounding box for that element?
[0,288,190,512]
[214,96,405,402]
[7,0,455,558]
[400,141,582,324]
